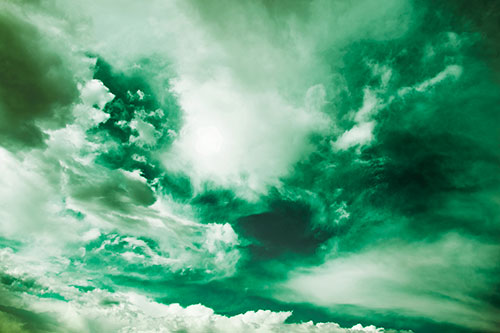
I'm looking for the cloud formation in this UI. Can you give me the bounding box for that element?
[0,8,77,149]
[0,0,499,332]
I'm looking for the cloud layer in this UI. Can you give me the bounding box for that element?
[0,0,499,332]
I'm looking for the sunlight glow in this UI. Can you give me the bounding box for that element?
[194,125,223,156]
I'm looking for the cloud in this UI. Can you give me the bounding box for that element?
[333,121,375,151]
[0,311,29,333]
[0,70,242,281]
[0,7,78,149]
[398,64,463,96]
[43,0,414,196]
[80,79,115,110]
[164,75,329,196]
[267,13,500,330]
[333,61,463,152]
[0,281,405,333]
[236,198,332,258]
[0,0,415,196]
[1,0,500,332]
[159,0,414,195]
[278,233,500,332]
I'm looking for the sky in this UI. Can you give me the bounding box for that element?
[0,0,499,332]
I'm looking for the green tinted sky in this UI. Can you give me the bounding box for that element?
[0,0,499,332]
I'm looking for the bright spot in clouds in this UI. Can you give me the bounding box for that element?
[195,125,223,156]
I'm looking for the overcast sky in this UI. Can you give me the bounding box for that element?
[0,0,499,332]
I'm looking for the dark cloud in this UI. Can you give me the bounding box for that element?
[191,188,257,223]
[0,278,63,332]
[237,199,331,258]
[439,0,500,82]
[69,172,156,212]
[0,305,60,333]
[0,13,77,149]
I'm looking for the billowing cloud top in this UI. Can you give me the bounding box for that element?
[1,0,500,332]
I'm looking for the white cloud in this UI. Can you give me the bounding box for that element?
[277,233,500,332]
[333,62,464,152]
[0,148,80,242]
[164,75,329,197]
[415,65,462,92]
[333,121,376,151]
[130,118,159,147]
[80,79,115,110]
[333,89,380,151]
[0,283,403,333]
[398,65,463,96]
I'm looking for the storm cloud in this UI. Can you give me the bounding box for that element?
[0,0,499,332]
